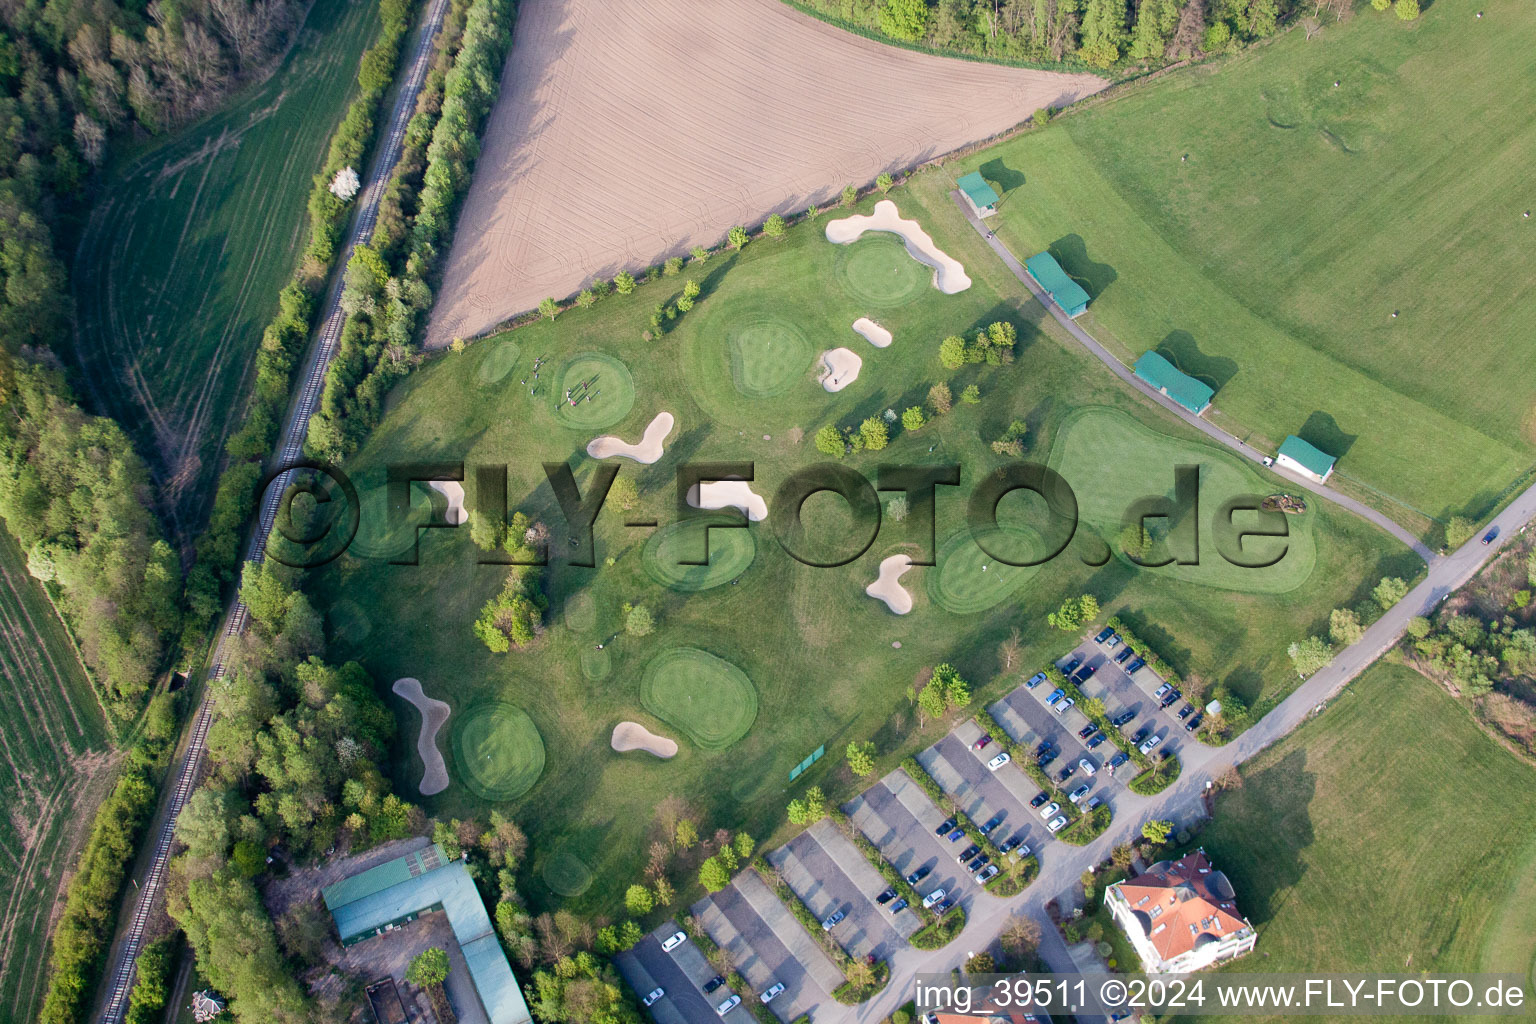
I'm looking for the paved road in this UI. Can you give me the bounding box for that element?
[948,190,1437,564]
[92,2,453,1019]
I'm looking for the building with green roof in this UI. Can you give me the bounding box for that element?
[322,844,532,1024]
[1275,435,1336,483]
[1024,251,1090,317]
[1133,351,1214,415]
[956,171,1000,218]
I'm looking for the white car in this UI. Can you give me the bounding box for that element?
[1053,697,1075,715]
[716,996,742,1016]
[922,887,946,908]
[661,931,686,952]
[1154,683,1172,699]
[1138,734,1163,755]
[1079,757,1097,776]
[1039,801,1060,819]
[987,751,1011,771]
[644,988,665,1007]
[1046,815,1068,833]
[975,863,999,883]
[761,983,786,1004]
[1068,783,1091,804]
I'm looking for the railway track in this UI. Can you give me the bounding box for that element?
[95,0,452,1017]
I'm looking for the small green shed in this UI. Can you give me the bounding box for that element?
[1133,351,1214,415]
[957,171,1000,218]
[1276,435,1336,483]
[1024,251,1090,317]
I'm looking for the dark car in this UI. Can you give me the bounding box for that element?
[1160,693,1179,709]
[1086,733,1106,750]
[1126,657,1146,674]
[1038,751,1057,768]
[1107,751,1130,770]
[705,976,727,993]
[906,865,932,885]
[935,897,955,914]
[934,817,957,836]
[957,844,980,864]
[1025,671,1047,689]
[875,886,897,904]
[945,827,965,842]
[1078,722,1100,740]
[981,813,1005,834]
[1035,740,1053,757]
[1178,704,1194,720]
[1030,791,1049,808]
[1482,528,1499,545]
[1062,656,1082,675]
[998,835,1022,854]
[1114,647,1134,665]
[1132,726,1151,744]
[970,854,991,870]
[1095,626,1115,643]
[889,898,908,914]
[1186,714,1203,732]
[973,735,992,751]
[1112,709,1137,727]
[1057,764,1077,782]
[1074,663,1098,683]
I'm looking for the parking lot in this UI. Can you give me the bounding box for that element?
[1055,631,1196,764]
[618,921,757,1024]
[769,818,918,960]
[843,772,974,903]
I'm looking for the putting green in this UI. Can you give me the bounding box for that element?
[580,647,611,681]
[643,517,756,591]
[327,599,372,646]
[564,591,596,633]
[639,648,757,751]
[928,527,1047,614]
[554,352,635,429]
[477,339,521,385]
[541,846,594,897]
[725,314,815,398]
[348,484,424,560]
[834,234,929,308]
[453,701,546,801]
[1048,406,1316,593]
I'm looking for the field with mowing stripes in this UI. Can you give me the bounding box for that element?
[69,0,380,533]
[0,533,116,1024]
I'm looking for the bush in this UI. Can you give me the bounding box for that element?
[1129,757,1182,796]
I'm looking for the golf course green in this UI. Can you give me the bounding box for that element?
[724,311,816,398]
[555,352,636,429]
[453,701,547,801]
[643,517,757,591]
[834,233,930,308]
[639,648,758,750]
[478,338,522,385]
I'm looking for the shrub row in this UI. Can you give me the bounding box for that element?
[909,905,966,950]
[1058,803,1113,847]
[1128,756,1183,796]
[828,810,933,926]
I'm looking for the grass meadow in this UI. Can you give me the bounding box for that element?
[69,0,380,533]
[0,532,116,1023]
[943,0,1536,537]
[306,177,1416,913]
[1182,661,1536,1022]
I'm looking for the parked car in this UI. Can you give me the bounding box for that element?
[1112,709,1137,727]
[1139,734,1163,755]
[907,865,932,885]
[971,853,990,870]
[1068,783,1091,803]
[1054,697,1076,715]
[934,817,957,836]
[973,735,991,751]
[1079,757,1097,776]
[945,828,965,842]
[1011,843,1032,859]
[821,909,846,930]
[1086,733,1107,750]
[761,984,786,1004]
[1045,687,1066,706]
[1186,714,1204,732]
[981,813,1005,834]
[1107,751,1129,772]
[1062,656,1082,675]
[1178,704,1194,720]
[705,976,727,993]
[1160,694,1179,709]
[1483,528,1499,545]
[957,844,980,864]
[1037,751,1057,769]
[1078,722,1099,739]
[1046,815,1068,833]
[987,751,1012,770]
[975,864,1000,883]
[1025,671,1047,689]
[1039,801,1060,819]
[716,996,742,1017]
[1074,663,1097,682]
[1126,657,1146,674]
[1085,796,1103,811]
[1035,739,1054,757]
[1057,764,1077,782]
[662,931,686,952]
[1114,647,1134,665]
[935,897,955,914]
[888,898,908,914]
[922,887,947,908]
[1153,683,1172,699]
[998,835,1022,854]
[1132,726,1151,744]
[644,988,665,1007]
[1030,791,1049,808]
[1105,634,1122,650]
[1095,626,1115,643]
[875,887,897,904]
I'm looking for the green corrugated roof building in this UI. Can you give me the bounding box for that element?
[1133,351,1214,415]
[1276,435,1336,482]
[1024,251,1090,317]
[323,844,532,1024]
[957,171,1000,217]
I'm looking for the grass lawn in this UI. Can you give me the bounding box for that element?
[1180,661,1536,1022]
[0,532,116,1023]
[68,0,379,532]
[308,179,1414,913]
[943,0,1536,536]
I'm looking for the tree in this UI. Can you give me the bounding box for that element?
[1141,819,1173,844]
[575,289,596,308]
[614,271,636,295]
[876,172,894,193]
[931,663,971,707]
[928,382,953,414]
[960,384,981,404]
[1048,594,1100,632]
[964,952,995,974]
[879,0,931,40]
[1202,20,1232,50]
[728,225,748,249]
[682,279,701,301]
[1287,635,1333,677]
[917,681,948,722]
[625,883,655,915]
[939,335,967,370]
[1118,523,1152,561]
[663,256,683,276]
[999,627,1022,671]
[1370,0,1390,9]
[841,184,858,207]
[1329,607,1364,646]
[859,417,889,451]
[1078,0,1128,65]
[1396,0,1420,14]
[814,424,847,459]
[846,740,876,777]
[675,819,699,849]
[786,786,826,824]
[734,832,755,859]
[1034,107,1052,127]
[887,495,909,523]
[763,214,786,239]
[609,475,640,512]
[902,406,927,431]
[538,297,559,320]
[626,604,655,637]
[1000,916,1042,956]
[407,948,450,988]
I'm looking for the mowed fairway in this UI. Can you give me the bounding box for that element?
[1181,662,1536,1024]
[0,533,115,1023]
[310,182,1415,912]
[639,648,758,751]
[952,0,1536,531]
[70,0,378,530]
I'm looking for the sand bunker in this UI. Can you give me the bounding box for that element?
[865,554,915,614]
[825,200,971,294]
[586,411,675,463]
[687,480,768,521]
[426,481,467,525]
[393,678,452,796]
[819,347,863,392]
[852,317,893,348]
[611,721,678,758]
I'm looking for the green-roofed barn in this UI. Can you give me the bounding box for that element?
[322,844,532,1024]
[1024,251,1090,318]
[956,171,1000,218]
[1133,351,1214,416]
[1276,435,1337,483]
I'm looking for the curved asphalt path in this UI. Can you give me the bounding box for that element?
[948,191,1437,565]
[93,1,452,1019]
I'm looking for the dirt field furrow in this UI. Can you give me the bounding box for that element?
[427,0,1105,344]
